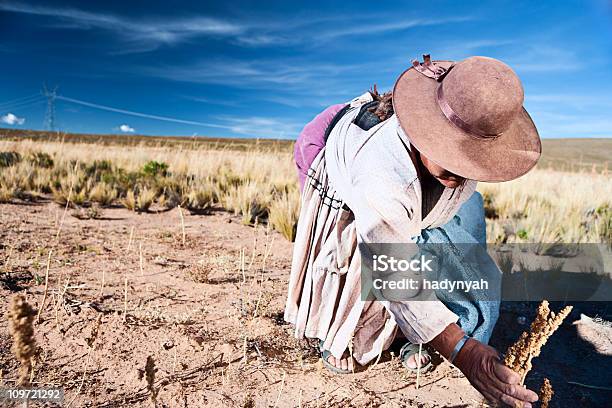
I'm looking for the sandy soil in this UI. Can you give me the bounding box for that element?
[1,201,610,407]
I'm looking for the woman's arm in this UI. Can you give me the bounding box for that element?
[430,323,539,407]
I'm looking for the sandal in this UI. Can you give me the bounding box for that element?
[320,341,353,375]
[399,342,433,373]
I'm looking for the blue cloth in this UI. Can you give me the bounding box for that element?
[416,192,500,344]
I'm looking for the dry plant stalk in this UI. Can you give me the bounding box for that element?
[69,315,103,407]
[139,242,144,276]
[36,249,53,323]
[123,276,129,322]
[126,225,135,253]
[56,160,79,240]
[86,314,102,349]
[539,378,554,408]
[273,371,286,408]
[99,269,105,296]
[348,336,355,374]
[240,248,246,283]
[416,343,423,389]
[54,278,71,331]
[8,294,38,386]
[504,300,573,384]
[144,356,159,405]
[178,204,186,246]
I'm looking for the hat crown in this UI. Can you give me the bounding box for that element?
[441,56,524,136]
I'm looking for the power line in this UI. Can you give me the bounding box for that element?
[2,92,233,132]
[56,95,229,129]
[4,99,46,112]
[0,97,45,112]
[0,93,40,106]
[0,94,43,110]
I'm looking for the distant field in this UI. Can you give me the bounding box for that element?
[540,138,611,172]
[1,128,610,171]
[0,127,294,152]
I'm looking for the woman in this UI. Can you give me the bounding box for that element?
[285,55,542,407]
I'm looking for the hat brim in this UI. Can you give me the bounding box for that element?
[392,61,541,182]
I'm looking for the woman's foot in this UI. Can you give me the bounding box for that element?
[325,353,355,372]
[402,352,431,369]
[399,343,434,373]
[320,341,356,374]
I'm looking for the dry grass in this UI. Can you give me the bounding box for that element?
[269,191,300,242]
[189,252,236,283]
[478,168,610,243]
[0,138,610,243]
[0,139,300,240]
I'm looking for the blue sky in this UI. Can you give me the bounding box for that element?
[0,0,611,139]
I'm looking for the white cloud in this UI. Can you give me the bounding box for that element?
[141,58,372,94]
[317,16,474,41]
[0,2,245,53]
[1,112,25,125]
[0,2,475,53]
[118,124,135,133]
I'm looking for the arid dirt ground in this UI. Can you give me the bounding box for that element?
[1,200,610,407]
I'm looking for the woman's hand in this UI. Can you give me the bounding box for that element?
[428,323,539,407]
[453,338,539,408]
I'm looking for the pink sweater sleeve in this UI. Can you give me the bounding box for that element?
[294,103,346,191]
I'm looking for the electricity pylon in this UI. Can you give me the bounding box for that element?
[42,84,58,131]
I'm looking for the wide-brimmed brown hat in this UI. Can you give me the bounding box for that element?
[392,54,541,182]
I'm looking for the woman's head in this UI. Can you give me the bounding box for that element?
[390,55,541,182]
[368,87,466,188]
[419,154,465,188]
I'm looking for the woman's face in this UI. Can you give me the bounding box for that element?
[420,155,466,188]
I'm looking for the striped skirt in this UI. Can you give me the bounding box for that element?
[284,148,398,364]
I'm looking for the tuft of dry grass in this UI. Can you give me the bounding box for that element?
[121,187,157,212]
[269,191,300,241]
[121,190,137,211]
[189,252,236,283]
[8,294,38,386]
[137,187,157,212]
[539,377,554,408]
[504,300,573,384]
[0,183,16,203]
[89,182,118,206]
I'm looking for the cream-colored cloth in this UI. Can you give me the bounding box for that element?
[284,93,477,364]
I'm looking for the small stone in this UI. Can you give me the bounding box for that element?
[153,256,168,266]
